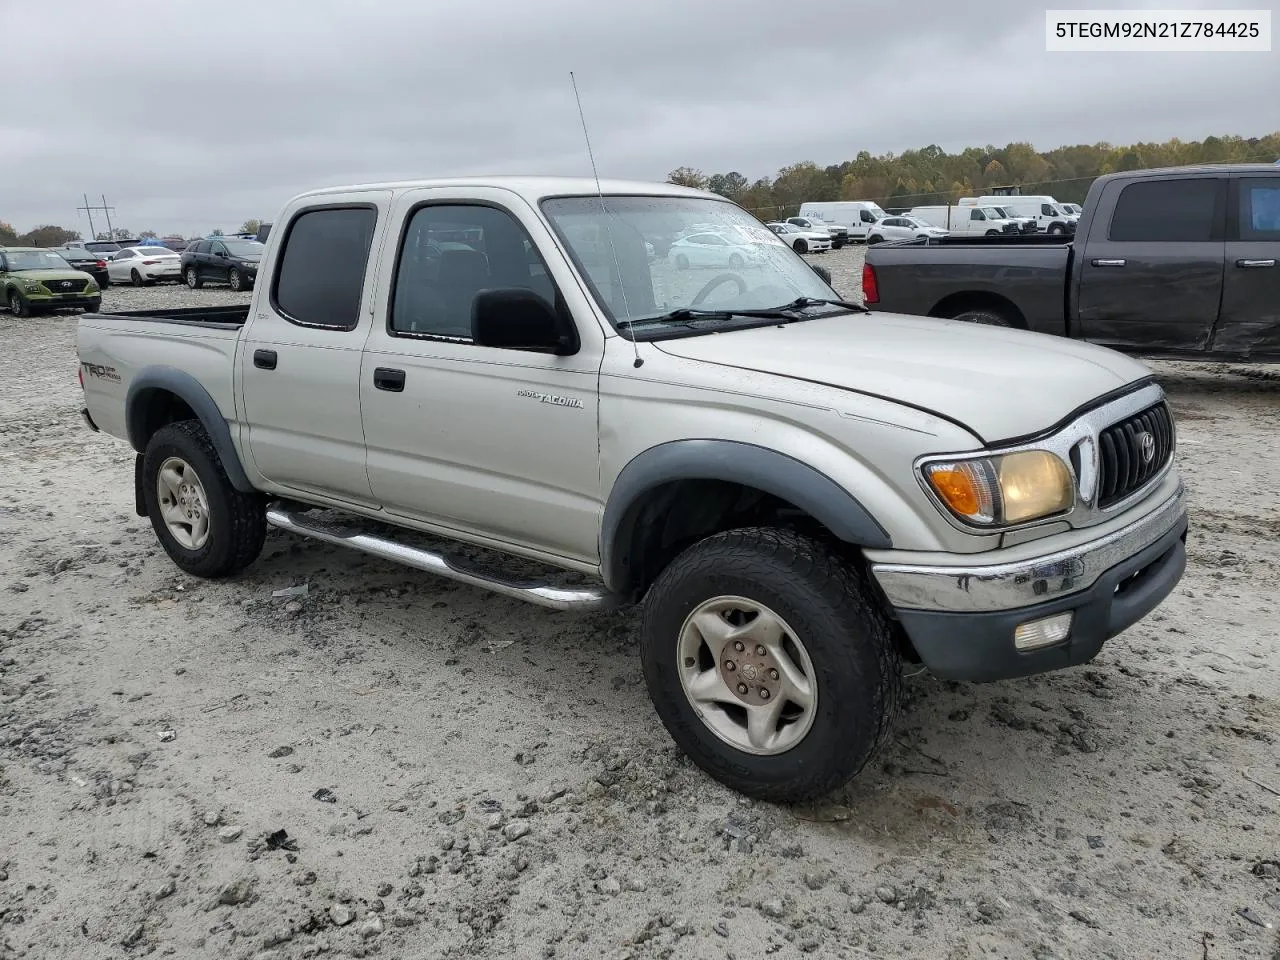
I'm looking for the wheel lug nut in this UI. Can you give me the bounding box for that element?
[724,660,736,672]
[733,641,745,652]
[736,683,748,695]
[755,645,766,657]
[769,669,779,680]
[759,688,770,700]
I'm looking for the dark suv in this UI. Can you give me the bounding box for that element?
[181,237,265,291]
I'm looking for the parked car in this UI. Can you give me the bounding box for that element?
[798,201,887,242]
[49,247,111,287]
[985,206,1039,234]
[865,216,949,244]
[1,246,101,316]
[785,216,847,249]
[181,238,265,291]
[864,164,1280,360]
[666,230,766,269]
[910,205,1021,236]
[961,196,1076,234]
[64,239,132,257]
[76,175,1187,802]
[107,245,183,286]
[766,221,832,254]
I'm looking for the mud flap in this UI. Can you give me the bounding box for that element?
[134,454,147,517]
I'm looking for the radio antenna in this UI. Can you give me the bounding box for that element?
[570,71,642,368]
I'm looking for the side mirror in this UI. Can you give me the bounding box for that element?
[472,288,579,355]
[810,264,832,285]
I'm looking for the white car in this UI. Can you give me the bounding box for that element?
[866,216,949,243]
[765,221,831,254]
[666,230,764,269]
[107,246,183,286]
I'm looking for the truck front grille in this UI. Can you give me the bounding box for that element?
[1097,401,1174,507]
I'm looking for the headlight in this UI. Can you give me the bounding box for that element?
[22,280,42,292]
[923,450,1073,527]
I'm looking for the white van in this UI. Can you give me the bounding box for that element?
[797,201,887,242]
[909,205,1020,236]
[960,196,1075,234]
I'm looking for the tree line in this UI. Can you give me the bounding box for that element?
[0,219,266,248]
[668,132,1280,217]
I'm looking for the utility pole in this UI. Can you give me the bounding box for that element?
[101,195,116,240]
[77,193,97,240]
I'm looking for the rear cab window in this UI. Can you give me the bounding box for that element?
[272,207,378,330]
[1109,179,1221,242]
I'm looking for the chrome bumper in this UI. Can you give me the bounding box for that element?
[870,483,1187,613]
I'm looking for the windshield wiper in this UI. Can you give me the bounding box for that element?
[617,306,802,330]
[780,296,869,314]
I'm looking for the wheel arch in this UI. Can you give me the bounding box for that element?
[125,367,254,492]
[600,440,892,596]
[928,291,1028,329]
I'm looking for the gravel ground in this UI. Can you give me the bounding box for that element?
[1,276,1278,960]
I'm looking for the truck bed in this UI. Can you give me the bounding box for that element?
[865,241,1072,337]
[92,305,251,329]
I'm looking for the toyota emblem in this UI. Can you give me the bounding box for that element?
[1137,431,1156,463]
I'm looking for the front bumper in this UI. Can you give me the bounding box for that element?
[870,484,1188,681]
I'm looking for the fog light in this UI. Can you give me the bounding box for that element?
[1013,612,1073,651]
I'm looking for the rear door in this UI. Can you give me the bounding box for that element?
[1215,173,1280,356]
[238,194,389,505]
[1075,175,1226,351]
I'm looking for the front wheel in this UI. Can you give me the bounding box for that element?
[1048,224,1065,235]
[185,267,203,289]
[641,527,902,802]
[7,290,29,317]
[984,230,999,237]
[792,239,808,254]
[228,268,245,292]
[142,420,266,578]
[867,234,883,245]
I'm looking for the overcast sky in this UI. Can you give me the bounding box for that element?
[3,0,1276,237]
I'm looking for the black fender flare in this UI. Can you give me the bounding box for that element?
[599,439,891,593]
[125,366,254,492]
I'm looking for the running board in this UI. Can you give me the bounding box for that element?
[265,504,619,612]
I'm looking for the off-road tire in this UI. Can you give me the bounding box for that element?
[185,267,203,289]
[641,527,902,802]
[142,420,266,578]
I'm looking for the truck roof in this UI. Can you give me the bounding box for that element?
[290,176,717,203]
[1096,163,1280,180]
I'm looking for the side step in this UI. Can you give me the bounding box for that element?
[265,504,619,612]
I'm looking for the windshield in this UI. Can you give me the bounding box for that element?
[541,195,838,333]
[981,207,1006,220]
[85,242,120,253]
[5,250,71,271]
[223,239,264,256]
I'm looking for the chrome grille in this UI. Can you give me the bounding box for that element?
[1096,402,1174,508]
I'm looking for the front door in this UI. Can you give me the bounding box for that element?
[360,188,605,564]
[209,240,232,282]
[1215,174,1280,356]
[1076,175,1226,352]
[238,195,390,506]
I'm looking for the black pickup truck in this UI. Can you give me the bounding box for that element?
[862,164,1280,361]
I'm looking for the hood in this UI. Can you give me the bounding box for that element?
[653,312,1151,444]
[11,268,98,284]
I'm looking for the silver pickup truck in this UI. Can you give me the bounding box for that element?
[77,177,1188,801]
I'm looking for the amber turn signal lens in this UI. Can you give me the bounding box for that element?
[924,460,997,524]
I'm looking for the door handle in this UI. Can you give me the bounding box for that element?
[253,349,277,370]
[1091,258,1126,267]
[373,367,406,392]
[1235,258,1276,268]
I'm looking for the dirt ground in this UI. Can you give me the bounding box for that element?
[2,276,1279,960]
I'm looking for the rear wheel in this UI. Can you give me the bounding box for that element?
[641,527,902,802]
[142,420,266,578]
[185,266,203,289]
[131,269,145,287]
[949,307,1014,327]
